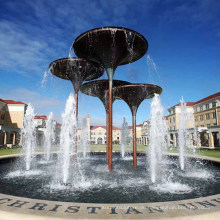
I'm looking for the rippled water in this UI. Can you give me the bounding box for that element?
[0,155,219,203]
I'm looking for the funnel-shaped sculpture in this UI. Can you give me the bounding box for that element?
[80,79,130,161]
[49,58,104,117]
[49,58,104,161]
[73,27,148,170]
[114,84,162,167]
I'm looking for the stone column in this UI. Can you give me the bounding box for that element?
[208,132,214,148]
[19,133,23,146]
[3,132,7,145]
[198,133,201,147]
[12,133,16,145]
[167,134,170,147]
[0,132,3,145]
[173,133,177,147]
[191,133,194,146]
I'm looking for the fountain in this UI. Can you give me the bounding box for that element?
[120,117,129,158]
[49,58,104,118]
[178,97,198,170]
[58,93,76,184]
[80,117,90,158]
[73,27,148,170]
[114,84,162,167]
[22,103,36,171]
[0,26,219,219]
[80,79,130,160]
[43,112,55,162]
[148,94,168,183]
[49,58,104,160]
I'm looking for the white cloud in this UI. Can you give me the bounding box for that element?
[0,0,153,78]
[90,116,124,128]
[0,87,64,114]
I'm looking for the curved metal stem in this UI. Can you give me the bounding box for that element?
[73,91,78,162]
[106,110,109,162]
[107,68,113,171]
[75,91,78,119]
[131,106,137,168]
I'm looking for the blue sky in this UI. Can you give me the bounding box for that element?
[0,0,219,127]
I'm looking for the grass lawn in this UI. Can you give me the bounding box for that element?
[90,144,147,152]
[0,148,21,156]
[0,145,220,158]
[166,146,220,158]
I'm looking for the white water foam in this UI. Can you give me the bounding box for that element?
[150,182,194,194]
[184,170,214,180]
[5,170,44,178]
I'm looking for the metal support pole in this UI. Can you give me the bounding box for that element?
[132,106,137,168]
[73,91,78,162]
[106,110,109,162]
[75,91,78,119]
[107,68,113,171]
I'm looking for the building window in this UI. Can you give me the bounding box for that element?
[206,114,210,120]
[212,102,216,108]
[0,115,5,120]
[213,123,217,126]
[213,112,216,119]
[206,104,209,110]
[200,115,203,121]
[173,117,175,122]
[194,108,197,112]
[170,118,171,123]
[200,106,203,111]
[207,124,210,127]
[173,126,175,130]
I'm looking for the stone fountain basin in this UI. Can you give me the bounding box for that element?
[0,154,219,219]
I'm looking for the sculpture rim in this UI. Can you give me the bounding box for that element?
[114,83,163,94]
[73,26,148,66]
[49,57,104,81]
[73,26,148,45]
[80,79,131,98]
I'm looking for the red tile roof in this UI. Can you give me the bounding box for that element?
[164,116,168,120]
[34,115,47,120]
[0,98,25,105]
[90,126,121,130]
[169,102,195,109]
[128,124,143,129]
[0,99,6,104]
[193,92,220,105]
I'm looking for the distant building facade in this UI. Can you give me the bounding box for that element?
[167,92,220,148]
[168,102,195,147]
[193,92,220,147]
[3,92,219,149]
[0,99,26,147]
[34,115,61,146]
[90,126,121,145]
[141,116,168,146]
